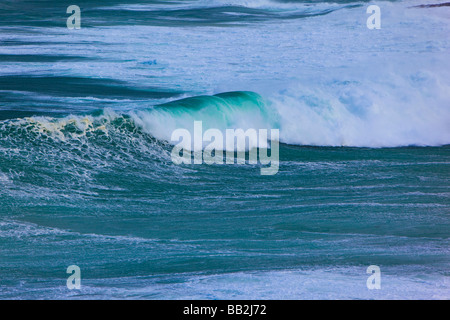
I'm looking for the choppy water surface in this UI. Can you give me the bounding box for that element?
[0,0,449,299]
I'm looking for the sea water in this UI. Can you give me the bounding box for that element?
[0,0,449,299]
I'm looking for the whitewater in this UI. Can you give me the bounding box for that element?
[0,0,449,300]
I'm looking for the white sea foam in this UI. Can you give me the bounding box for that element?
[1,0,449,149]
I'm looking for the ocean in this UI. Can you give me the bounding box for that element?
[0,0,449,299]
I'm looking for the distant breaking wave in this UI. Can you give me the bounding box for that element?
[1,86,449,150]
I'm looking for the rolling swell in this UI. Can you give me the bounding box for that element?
[131,91,279,143]
[0,91,274,195]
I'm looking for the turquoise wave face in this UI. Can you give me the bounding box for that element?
[0,0,360,28]
[1,134,449,299]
